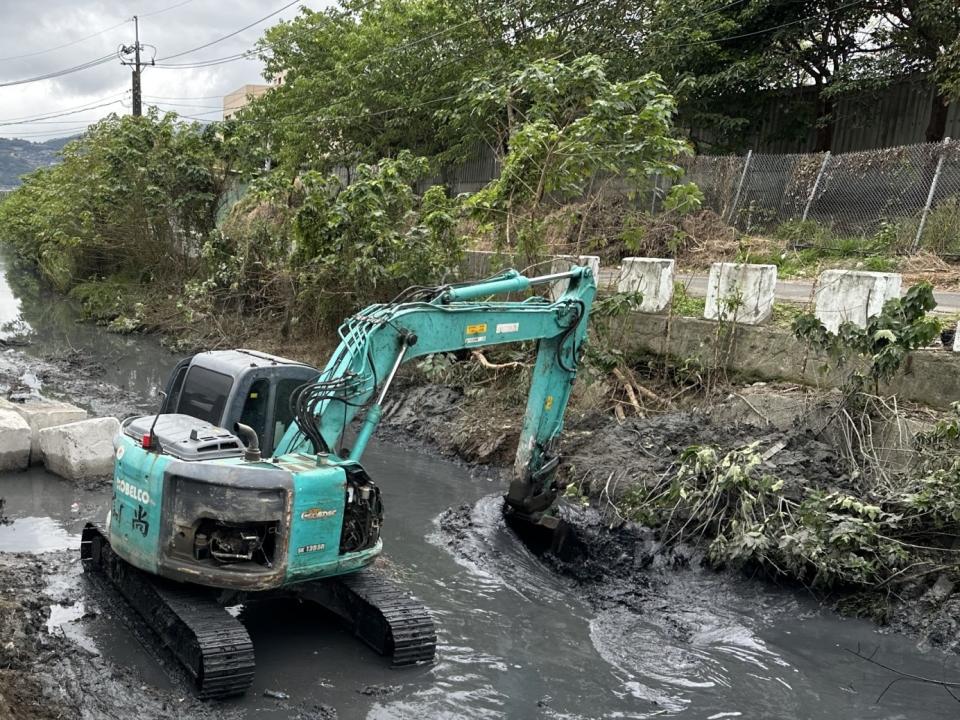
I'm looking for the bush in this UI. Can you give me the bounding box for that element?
[0,111,226,292]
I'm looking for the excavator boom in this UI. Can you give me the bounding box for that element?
[276,266,597,522]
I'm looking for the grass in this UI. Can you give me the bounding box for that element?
[771,302,806,328]
[735,219,902,279]
[671,282,706,317]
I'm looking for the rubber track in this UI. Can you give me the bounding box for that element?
[301,565,437,667]
[340,567,437,666]
[80,524,255,699]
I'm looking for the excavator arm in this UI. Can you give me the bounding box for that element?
[274,266,597,523]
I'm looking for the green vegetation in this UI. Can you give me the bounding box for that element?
[0,53,691,341]
[616,284,959,596]
[248,0,958,159]
[671,282,706,317]
[619,431,960,589]
[793,282,941,392]
[0,111,226,293]
[465,56,694,264]
[736,219,904,279]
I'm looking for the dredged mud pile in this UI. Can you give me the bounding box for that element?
[559,410,844,500]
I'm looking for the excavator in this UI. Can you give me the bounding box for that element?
[81,265,596,698]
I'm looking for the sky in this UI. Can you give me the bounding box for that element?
[0,0,330,141]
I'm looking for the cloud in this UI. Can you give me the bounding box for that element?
[0,0,328,140]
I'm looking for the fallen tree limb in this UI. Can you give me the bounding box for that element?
[471,351,527,370]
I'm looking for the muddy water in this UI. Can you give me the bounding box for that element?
[0,261,958,719]
[0,253,175,402]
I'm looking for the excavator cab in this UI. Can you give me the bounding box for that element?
[161,349,319,458]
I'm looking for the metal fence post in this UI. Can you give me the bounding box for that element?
[726,149,752,225]
[802,151,831,222]
[912,137,951,253]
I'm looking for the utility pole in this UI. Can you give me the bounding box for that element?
[132,15,141,116]
[120,16,152,117]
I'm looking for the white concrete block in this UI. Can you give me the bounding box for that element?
[617,258,674,313]
[38,417,120,482]
[952,322,960,352]
[0,399,88,464]
[814,270,902,333]
[0,408,31,472]
[579,254,600,283]
[704,263,777,325]
[549,255,601,301]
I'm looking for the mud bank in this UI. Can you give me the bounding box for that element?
[0,551,237,720]
[0,344,158,420]
[380,380,960,656]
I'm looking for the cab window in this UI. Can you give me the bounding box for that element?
[239,379,270,452]
[272,378,304,451]
[177,366,233,426]
[164,361,190,413]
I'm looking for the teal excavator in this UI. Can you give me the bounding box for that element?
[82,266,596,698]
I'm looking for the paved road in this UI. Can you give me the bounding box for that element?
[597,268,960,314]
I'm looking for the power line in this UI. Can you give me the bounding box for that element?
[156,0,303,61]
[1,125,92,139]
[153,50,256,69]
[0,53,118,88]
[0,91,129,123]
[146,100,223,109]
[0,0,200,64]
[0,21,131,64]
[0,99,126,127]
[142,93,224,100]
[139,0,198,19]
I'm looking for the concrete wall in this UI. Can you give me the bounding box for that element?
[621,313,960,410]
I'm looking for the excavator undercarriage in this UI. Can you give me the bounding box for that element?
[81,524,436,699]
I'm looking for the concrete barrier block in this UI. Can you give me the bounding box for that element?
[1,399,88,464]
[617,258,674,313]
[814,270,902,333]
[952,322,960,352]
[704,263,777,324]
[549,255,601,301]
[0,408,31,472]
[38,417,120,482]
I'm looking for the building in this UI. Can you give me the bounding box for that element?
[222,84,271,120]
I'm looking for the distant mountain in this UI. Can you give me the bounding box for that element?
[0,136,75,191]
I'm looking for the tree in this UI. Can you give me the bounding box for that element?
[251,0,502,174]
[464,55,693,260]
[870,0,960,142]
[0,111,225,291]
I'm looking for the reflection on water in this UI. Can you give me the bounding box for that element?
[0,516,80,552]
[0,256,23,337]
[0,252,177,401]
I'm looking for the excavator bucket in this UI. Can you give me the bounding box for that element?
[503,508,582,562]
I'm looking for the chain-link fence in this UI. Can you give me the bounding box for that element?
[678,139,960,257]
[328,137,960,258]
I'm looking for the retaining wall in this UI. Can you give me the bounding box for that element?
[623,313,960,409]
